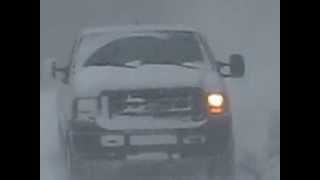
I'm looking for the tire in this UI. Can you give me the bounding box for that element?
[64,138,89,180]
[58,122,65,152]
[65,142,78,180]
[206,138,235,180]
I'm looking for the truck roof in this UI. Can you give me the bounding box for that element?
[80,24,198,37]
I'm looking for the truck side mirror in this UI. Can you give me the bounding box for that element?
[51,60,69,84]
[229,54,245,78]
[217,54,245,78]
[51,61,58,78]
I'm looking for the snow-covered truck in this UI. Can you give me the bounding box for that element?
[51,25,245,180]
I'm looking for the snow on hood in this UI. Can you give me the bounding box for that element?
[73,64,223,97]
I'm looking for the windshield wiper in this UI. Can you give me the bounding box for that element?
[141,61,199,69]
[87,61,137,69]
[106,63,137,68]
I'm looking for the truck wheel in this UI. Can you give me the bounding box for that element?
[206,138,235,180]
[57,123,65,151]
[65,142,77,180]
[65,142,88,180]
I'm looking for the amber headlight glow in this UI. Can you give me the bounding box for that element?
[208,93,224,114]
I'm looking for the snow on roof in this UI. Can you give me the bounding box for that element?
[80,24,198,37]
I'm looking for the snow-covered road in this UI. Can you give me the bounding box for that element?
[41,88,68,180]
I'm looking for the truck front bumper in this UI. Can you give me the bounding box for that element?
[68,116,233,161]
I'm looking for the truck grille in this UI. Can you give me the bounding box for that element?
[100,87,205,120]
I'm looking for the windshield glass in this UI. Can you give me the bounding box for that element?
[83,31,205,67]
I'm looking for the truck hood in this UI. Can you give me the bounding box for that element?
[73,64,223,97]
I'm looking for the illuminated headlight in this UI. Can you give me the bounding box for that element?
[208,94,224,107]
[208,93,224,114]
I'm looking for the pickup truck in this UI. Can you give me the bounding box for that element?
[51,25,245,180]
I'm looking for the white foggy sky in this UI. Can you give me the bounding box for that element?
[40,0,279,61]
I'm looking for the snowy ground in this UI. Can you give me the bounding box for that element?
[40,85,279,180]
[40,88,67,180]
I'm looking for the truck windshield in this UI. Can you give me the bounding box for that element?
[83,31,204,67]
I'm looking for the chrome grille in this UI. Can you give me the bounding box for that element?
[100,87,204,120]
